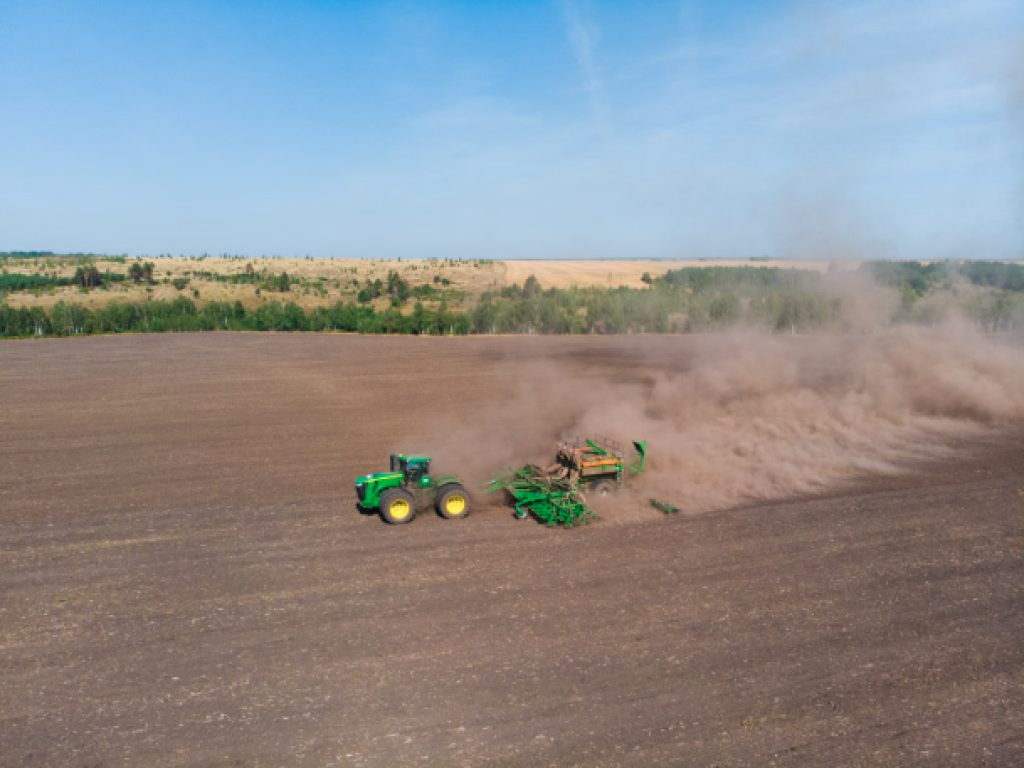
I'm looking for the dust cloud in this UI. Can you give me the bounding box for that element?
[604,330,1023,517]
[434,327,1024,520]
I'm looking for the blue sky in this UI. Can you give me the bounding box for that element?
[1,0,1021,260]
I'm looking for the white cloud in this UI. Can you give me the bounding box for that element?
[558,0,609,131]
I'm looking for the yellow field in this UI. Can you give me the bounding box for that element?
[502,259,843,289]
[11,255,1018,313]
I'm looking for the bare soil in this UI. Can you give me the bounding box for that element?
[1,334,1022,767]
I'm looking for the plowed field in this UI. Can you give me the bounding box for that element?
[1,334,1021,766]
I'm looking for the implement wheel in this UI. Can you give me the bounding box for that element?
[380,488,417,525]
[591,480,616,498]
[436,483,471,520]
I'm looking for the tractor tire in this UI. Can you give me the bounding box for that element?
[435,483,472,520]
[380,488,417,525]
[590,480,617,499]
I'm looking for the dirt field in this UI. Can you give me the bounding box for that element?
[1,334,1022,767]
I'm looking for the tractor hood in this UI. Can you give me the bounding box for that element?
[355,472,403,485]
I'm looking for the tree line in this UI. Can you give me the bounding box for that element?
[862,260,1024,294]
[0,297,470,337]
[0,267,127,290]
[2,263,1022,339]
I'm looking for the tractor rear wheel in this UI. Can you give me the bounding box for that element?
[436,483,471,520]
[380,488,417,525]
[591,479,617,498]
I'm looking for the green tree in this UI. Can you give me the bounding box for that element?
[386,271,410,302]
[73,265,102,287]
[523,274,542,299]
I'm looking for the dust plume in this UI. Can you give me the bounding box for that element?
[434,328,1024,520]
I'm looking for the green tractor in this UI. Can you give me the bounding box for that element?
[355,453,471,525]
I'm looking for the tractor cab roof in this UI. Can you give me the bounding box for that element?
[400,454,432,463]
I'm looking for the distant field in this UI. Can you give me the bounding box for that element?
[3,255,1022,322]
[1,255,501,313]
[0,255,850,313]
[502,258,843,289]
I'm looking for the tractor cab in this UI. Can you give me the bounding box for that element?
[391,453,432,487]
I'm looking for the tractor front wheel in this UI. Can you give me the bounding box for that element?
[436,483,472,520]
[380,488,417,525]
